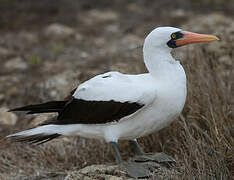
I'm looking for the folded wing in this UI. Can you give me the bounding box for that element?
[10,72,156,125]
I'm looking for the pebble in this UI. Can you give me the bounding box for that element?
[44,23,75,38]
[0,47,12,57]
[88,9,119,22]
[4,57,28,71]
[80,9,119,25]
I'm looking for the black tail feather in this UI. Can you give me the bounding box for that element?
[8,133,61,145]
[9,101,67,114]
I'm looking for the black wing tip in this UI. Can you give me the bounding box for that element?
[8,101,68,114]
[8,108,31,114]
[8,108,18,112]
[8,106,31,112]
[7,133,61,145]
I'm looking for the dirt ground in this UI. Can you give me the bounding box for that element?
[0,0,233,179]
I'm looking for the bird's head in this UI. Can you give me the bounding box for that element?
[144,26,219,51]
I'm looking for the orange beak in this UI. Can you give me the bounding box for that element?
[176,31,219,47]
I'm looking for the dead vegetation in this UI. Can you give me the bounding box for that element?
[0,0,233,179]
[168,47,233,179]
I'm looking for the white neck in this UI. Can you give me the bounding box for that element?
[143,44,177,77]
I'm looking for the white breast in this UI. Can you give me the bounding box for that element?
[104,63,187,141]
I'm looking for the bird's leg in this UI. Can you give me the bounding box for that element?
[110,142,149,178]
[130,139,144,155]
[130,139,176,164]
[110,141,122,164]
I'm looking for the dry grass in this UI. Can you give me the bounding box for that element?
[160,47,233,179]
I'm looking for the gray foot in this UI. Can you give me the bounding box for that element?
[134,152,176,164]
[121,161,150,179]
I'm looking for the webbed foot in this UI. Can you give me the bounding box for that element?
[121,161,150,179]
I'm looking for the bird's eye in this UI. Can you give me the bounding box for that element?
[171,33,176,39]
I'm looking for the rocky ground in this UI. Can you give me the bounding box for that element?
[0,1,233,179]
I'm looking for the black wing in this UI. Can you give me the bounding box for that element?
[10,98,144,125]
[54,98,144,125]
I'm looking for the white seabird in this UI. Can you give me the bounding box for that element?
[6,27,219,178]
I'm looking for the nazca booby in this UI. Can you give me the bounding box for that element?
[6,27,219,178]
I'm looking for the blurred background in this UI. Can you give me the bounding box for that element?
[0,0,233,179]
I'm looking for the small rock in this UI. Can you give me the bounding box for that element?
[0,47,12,57]
[88,9,119,22]
[0,107,18,125]
[80,52,89,59]
[44,23,75,39]
[81,9,119,25]
[4,57,28,71]
[74,33,83,41]
[65,164,133,180]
